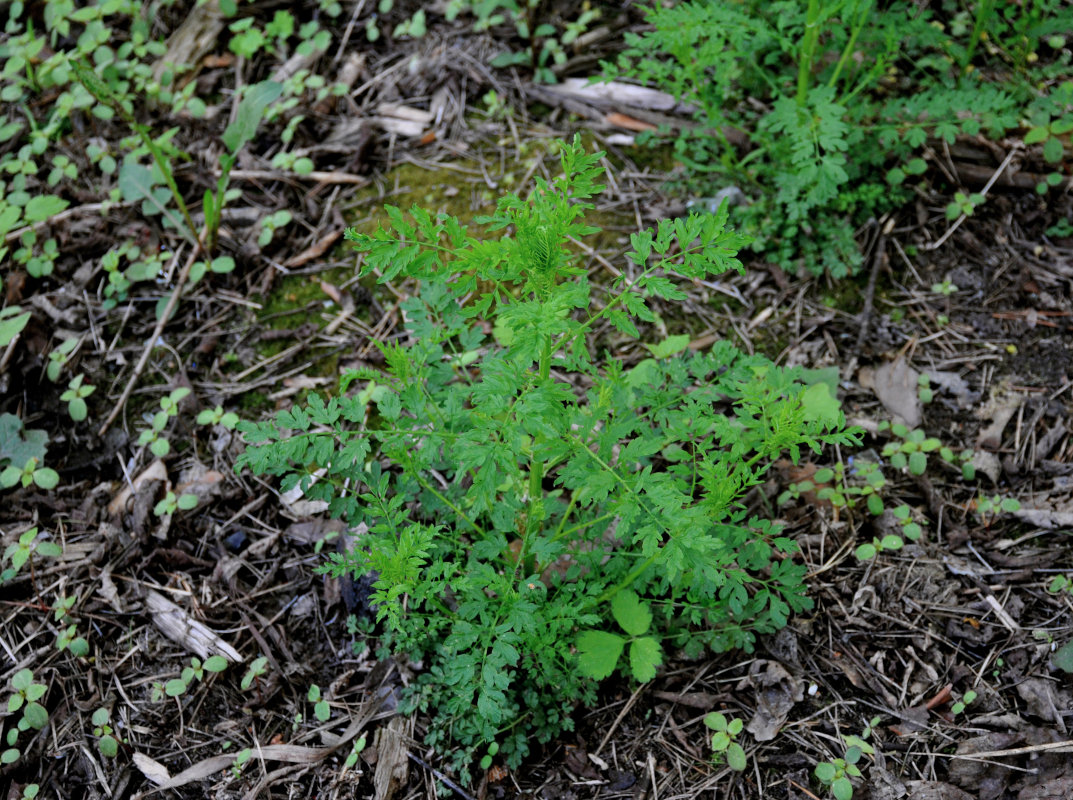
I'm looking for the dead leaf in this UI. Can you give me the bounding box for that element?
[902,781,975,800]
[1011,507,1073,529]
[107,459,168,517]
[740,661,803,741]
[133,752,171,786]
[283,230,342,268]
[859,356,921,427]
[977,390,1023,449]
[604,112,657,132]
[1017,679,1066,732]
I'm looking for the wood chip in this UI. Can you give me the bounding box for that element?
[145,589,242,662]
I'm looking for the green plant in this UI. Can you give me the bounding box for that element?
[0,457,59,491]
[46,337,79,382]
[91,707,119,757]
[879,422,974,480]
[56,621,89,657]
[60,374,96,422]
[603,2,1071,276]
[240,656,268,691]
[917,374,933,405]
[950,689,977,716]
[238,137,858,777]
[946,191,985,221]
[258,210,293,247]
[136,387,191,457]
[930,279,958,296]
[307,684,331,722]
[974,494,1021,527]
[2,527,61,582]
[1047,574,1073,595]
[343,734,368,771]
[704,711,746,771]
[197,406,240,429]
[230,747,252,779]
[163,655,228,698]
[18,784,38,800]
[815,717,878,800]
[576,590,662,682]
[3,668,49,765]
[153,491,198,517]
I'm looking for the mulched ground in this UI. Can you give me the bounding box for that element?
[3,4,1073,800]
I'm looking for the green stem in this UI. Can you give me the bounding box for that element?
[827,0,872,94]
[796,0,821,107]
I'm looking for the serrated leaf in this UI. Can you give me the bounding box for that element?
[575,631,625,680]
[610,590,652,636]
[628,636,662,682]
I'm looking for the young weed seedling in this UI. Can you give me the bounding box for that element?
[238,136,858,776]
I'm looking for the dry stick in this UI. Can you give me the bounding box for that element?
[854,216,892,353]
[940,739,1073,761]
[926,147,1018,251]
[97,245,200,437]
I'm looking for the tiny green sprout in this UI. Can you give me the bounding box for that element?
[92,707,118,757]
[704,711,747,771]
[946,191,985,220]
[47,337,79,381]
[241,656,269,691]
[196,406,239,429]
[343,734,367,770]
[230,747,252,778]
[153,491,199,517]
[160,387,191,416]
[975,494,1020,526]
[56,624,89,657]
[479,741,500,770]
[1,458,60,491]
[189,255,236,285]
[20,784,39,800]
[917,374,933,404]
[308,684,331,722]
[53,594,76,622]
[4,528,62,577]
[60,374,96,421]
[1048,575,1073,595]
[950,689,977,716]
[257,210,292,247]
[9,669,48,732]
[930,279,958,296]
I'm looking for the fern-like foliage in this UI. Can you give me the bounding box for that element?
[236,136,859,779]
[604,0,1068,276]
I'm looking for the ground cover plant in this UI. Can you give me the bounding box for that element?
[605,0,1073,276]
[237,136,859,776]
[0,1,1071,798]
